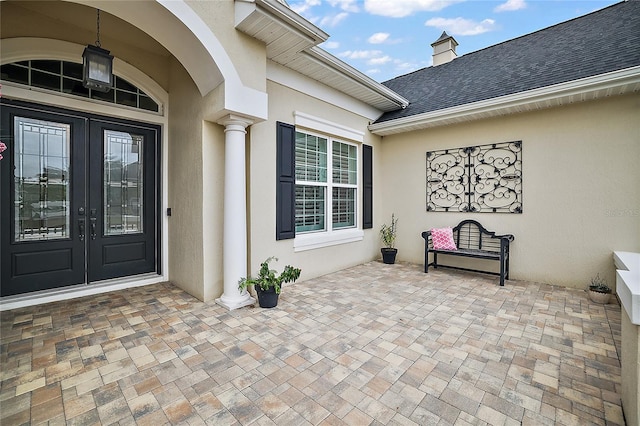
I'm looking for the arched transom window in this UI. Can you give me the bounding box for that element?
[1,60,159,113]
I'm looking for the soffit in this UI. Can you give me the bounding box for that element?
[235,0,408,112]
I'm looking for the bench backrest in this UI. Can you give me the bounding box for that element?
[453,220,494,251]
[452,219,513,252]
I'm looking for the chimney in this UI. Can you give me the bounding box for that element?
[431,31,458,66]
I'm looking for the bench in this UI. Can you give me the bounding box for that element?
[421,219,514,286]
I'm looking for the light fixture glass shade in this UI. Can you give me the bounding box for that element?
[82,45,113,92]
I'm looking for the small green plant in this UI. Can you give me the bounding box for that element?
[238,257,301,295]
[380,213,398,248]
[589,273,611,294]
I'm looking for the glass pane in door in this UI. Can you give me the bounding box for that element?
[104,130,143,235]
[14,117,70,241]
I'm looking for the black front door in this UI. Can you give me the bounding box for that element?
[1,101,160,297]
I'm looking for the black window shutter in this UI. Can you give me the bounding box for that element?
[276,122,296,240]
[363,144,373,229]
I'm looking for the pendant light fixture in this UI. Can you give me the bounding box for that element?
[82,9,114,93]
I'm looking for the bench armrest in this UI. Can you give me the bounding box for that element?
[421,231,433,249]
[495,233,515,243]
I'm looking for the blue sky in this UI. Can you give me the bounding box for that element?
[287,0,621,82]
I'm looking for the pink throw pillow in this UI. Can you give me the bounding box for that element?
[431,227,457,250]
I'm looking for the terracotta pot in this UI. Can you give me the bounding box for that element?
[588,290,610,304]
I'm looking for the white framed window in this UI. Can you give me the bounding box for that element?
[290,112,365,251]
[295,130,358,235]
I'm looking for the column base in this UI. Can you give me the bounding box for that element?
[215,293,255,311]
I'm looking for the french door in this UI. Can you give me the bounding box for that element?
[1,100,160,297]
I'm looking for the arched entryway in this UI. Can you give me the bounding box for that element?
[0,0,266,307]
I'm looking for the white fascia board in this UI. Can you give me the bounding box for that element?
[267,60,384,121]
[306,47,409,110]
[369,66,640,136]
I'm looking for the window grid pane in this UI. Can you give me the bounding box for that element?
[14,117,71,241]
[295,185,325,233]
[295,132,327,182]
[104,131,144,235]
[332,141,357,185]
[2,60,159,112]
[332,187,356,229]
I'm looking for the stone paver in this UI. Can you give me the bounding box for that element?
[0,262,623,425]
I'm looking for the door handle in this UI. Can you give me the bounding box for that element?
[78,219,85,241]
[89,208,97,240]
[78,207,86,241]
[90,218,97,240]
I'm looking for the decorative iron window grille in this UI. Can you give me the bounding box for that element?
[426,141,522,213]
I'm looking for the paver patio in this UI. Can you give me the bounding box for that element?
[0,262,624,425]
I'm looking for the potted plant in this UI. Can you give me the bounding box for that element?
[380,213,398,264]
[588,273,612,304]
[238,257,301,308]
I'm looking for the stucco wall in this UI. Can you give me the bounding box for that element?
[201,119,226,301]
[246,80,384,283]
[167,60,206,300]
[380,94,640,289]
[167,59,227,302]
[188,0,267,92]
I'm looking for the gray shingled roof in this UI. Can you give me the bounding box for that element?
[376,0,640,123]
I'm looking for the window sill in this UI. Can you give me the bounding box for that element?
[294,229,364,252]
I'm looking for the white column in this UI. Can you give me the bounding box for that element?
[216,115,255,310]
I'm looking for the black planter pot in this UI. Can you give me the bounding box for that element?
[381,248,398,264]
[255,286,279,308]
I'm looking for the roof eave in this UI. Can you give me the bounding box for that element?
[235,0,329,46]
[304,47,410,111]
[235,0,408,112]
[369,66,640,136]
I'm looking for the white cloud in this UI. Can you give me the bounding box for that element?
[494,0,526,12]
[367,68,381,75]
[368,55,392,65]
[339,50,384,60]
[289,0,321,15]
[322,41,340,49]
[368,32,390,44]
[425,17,496,35]
[364,0,462,18]
[320,12,349,27]
[291,0,356,26]
[327,0,360,12]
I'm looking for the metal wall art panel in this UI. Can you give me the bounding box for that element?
[426,141,522,213]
